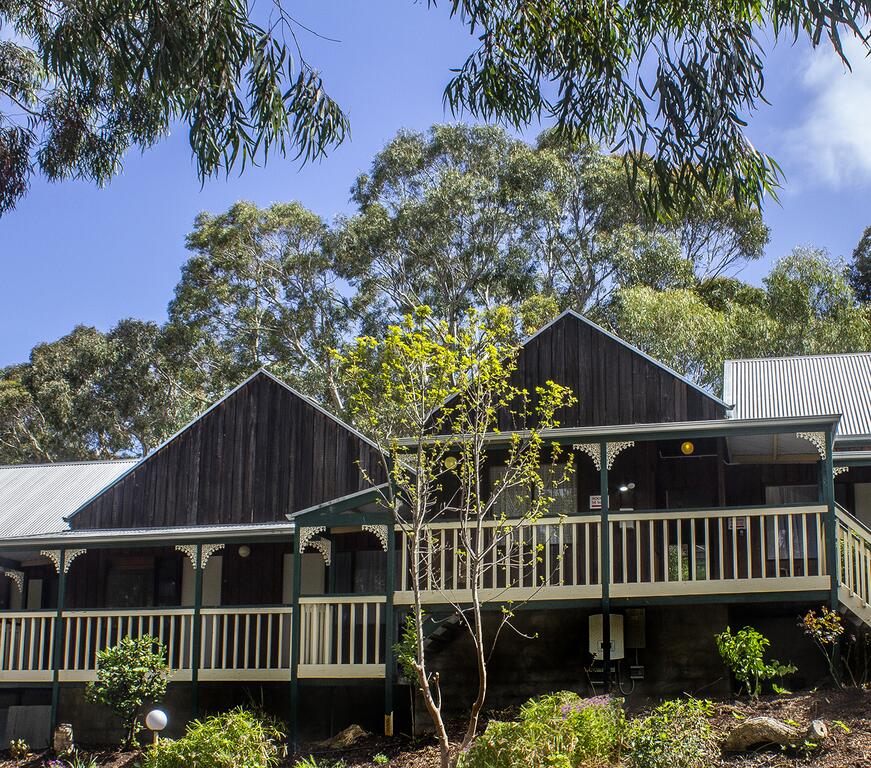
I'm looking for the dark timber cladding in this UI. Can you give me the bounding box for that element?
[508,312,725,428]
[70,371,385,529]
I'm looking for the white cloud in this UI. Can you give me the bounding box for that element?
[785,36,871,188]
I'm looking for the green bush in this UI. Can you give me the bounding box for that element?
[142,708,286,768]
[84,635,170,748]
[462,691,624,768]
[625,698,717,768]
[716,625,796,696]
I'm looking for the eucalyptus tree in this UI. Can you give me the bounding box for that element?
[439,0,871,211]
[336,125,769,336]
[607,249,871,392]
[168,201,352,410]
[0,0,347,214]
[3,0,869,217]
[530,134,768,310]
[849,225,871,304]
[335,125,544,341]
[765,247,870,355]
[0,320,198,463]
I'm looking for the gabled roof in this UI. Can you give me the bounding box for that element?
[723,352,871,440]
[528,310,728,408]
[65,368,380,524]
[0,459,137,538]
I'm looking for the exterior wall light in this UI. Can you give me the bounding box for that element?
[681,441,695,455]
[444,456,457,470]
[238,545,251,558]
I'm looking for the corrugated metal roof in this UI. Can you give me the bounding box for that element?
[723,352,871,439]
[0,460,137,538]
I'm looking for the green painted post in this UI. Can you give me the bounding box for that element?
[599,442,611,693]
[50,549,67,731]
[822,430,841,681]
[191,543,203,719]
[289,530,303,748]
[383,523,396,736]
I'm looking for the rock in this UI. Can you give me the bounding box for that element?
[53,723,74,754]
[319,723,369,749]
[723,716,828,752]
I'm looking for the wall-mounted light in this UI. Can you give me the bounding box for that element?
[680,441,695,456]
[618,482,636,493]
[238,545,251,558]
[444,456,457,470]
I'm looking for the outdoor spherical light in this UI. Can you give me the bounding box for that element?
[145,709,168,744]
[238,544,251,558]
[680,440,695,456]
[444,456,457,470]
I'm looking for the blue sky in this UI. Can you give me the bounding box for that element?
[2,3,870,367]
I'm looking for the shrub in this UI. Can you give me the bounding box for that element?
[142,708,285,768]
[716,625,796,696]
[85,635,170,748]
[801,606,847,685]
[462,691,624,768]
[9,738,29,759]
[624,698,717,768]
[292,757,346,768]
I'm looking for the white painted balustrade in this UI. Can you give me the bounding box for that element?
[0,601,383,683]
[396,505,831,603]
[608,506,829,597]
[0,611,55,682]
[297,596,386,678]
[60,608,195,681]
[198,606,293,680]
[394,515,603,603]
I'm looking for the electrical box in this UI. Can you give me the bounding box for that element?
[589,613,624,661]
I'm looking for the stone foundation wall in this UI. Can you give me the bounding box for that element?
[410,601,830,727]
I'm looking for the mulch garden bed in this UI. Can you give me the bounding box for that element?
[291,688,871,767]
[2,689,869,767]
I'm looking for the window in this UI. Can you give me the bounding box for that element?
[105,557,154,608]
[490,463,576,518]
[765,485,818,505]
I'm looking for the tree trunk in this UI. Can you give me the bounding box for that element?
[723,717,828,752]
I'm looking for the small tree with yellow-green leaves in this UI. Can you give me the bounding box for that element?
[336,306,575,768]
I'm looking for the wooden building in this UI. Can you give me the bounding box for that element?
[0,312,869,745]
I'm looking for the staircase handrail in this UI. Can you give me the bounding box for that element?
[835,503,871,543]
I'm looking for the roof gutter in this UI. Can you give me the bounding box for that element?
[0,522,297,551]
[396,414,842,447]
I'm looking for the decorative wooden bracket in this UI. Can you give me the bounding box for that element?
[40,549,87,574]
[833,466,850,478]
[298,526,332,565]
[298,526,326,552]
[361,524,390,552]
[573,443,601,470]
[1,569,24,592]
[175,543,224,570]
[795,431,827,460]
[606,441,635,469]
[308,538,332,566]
[572,441,635,471]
